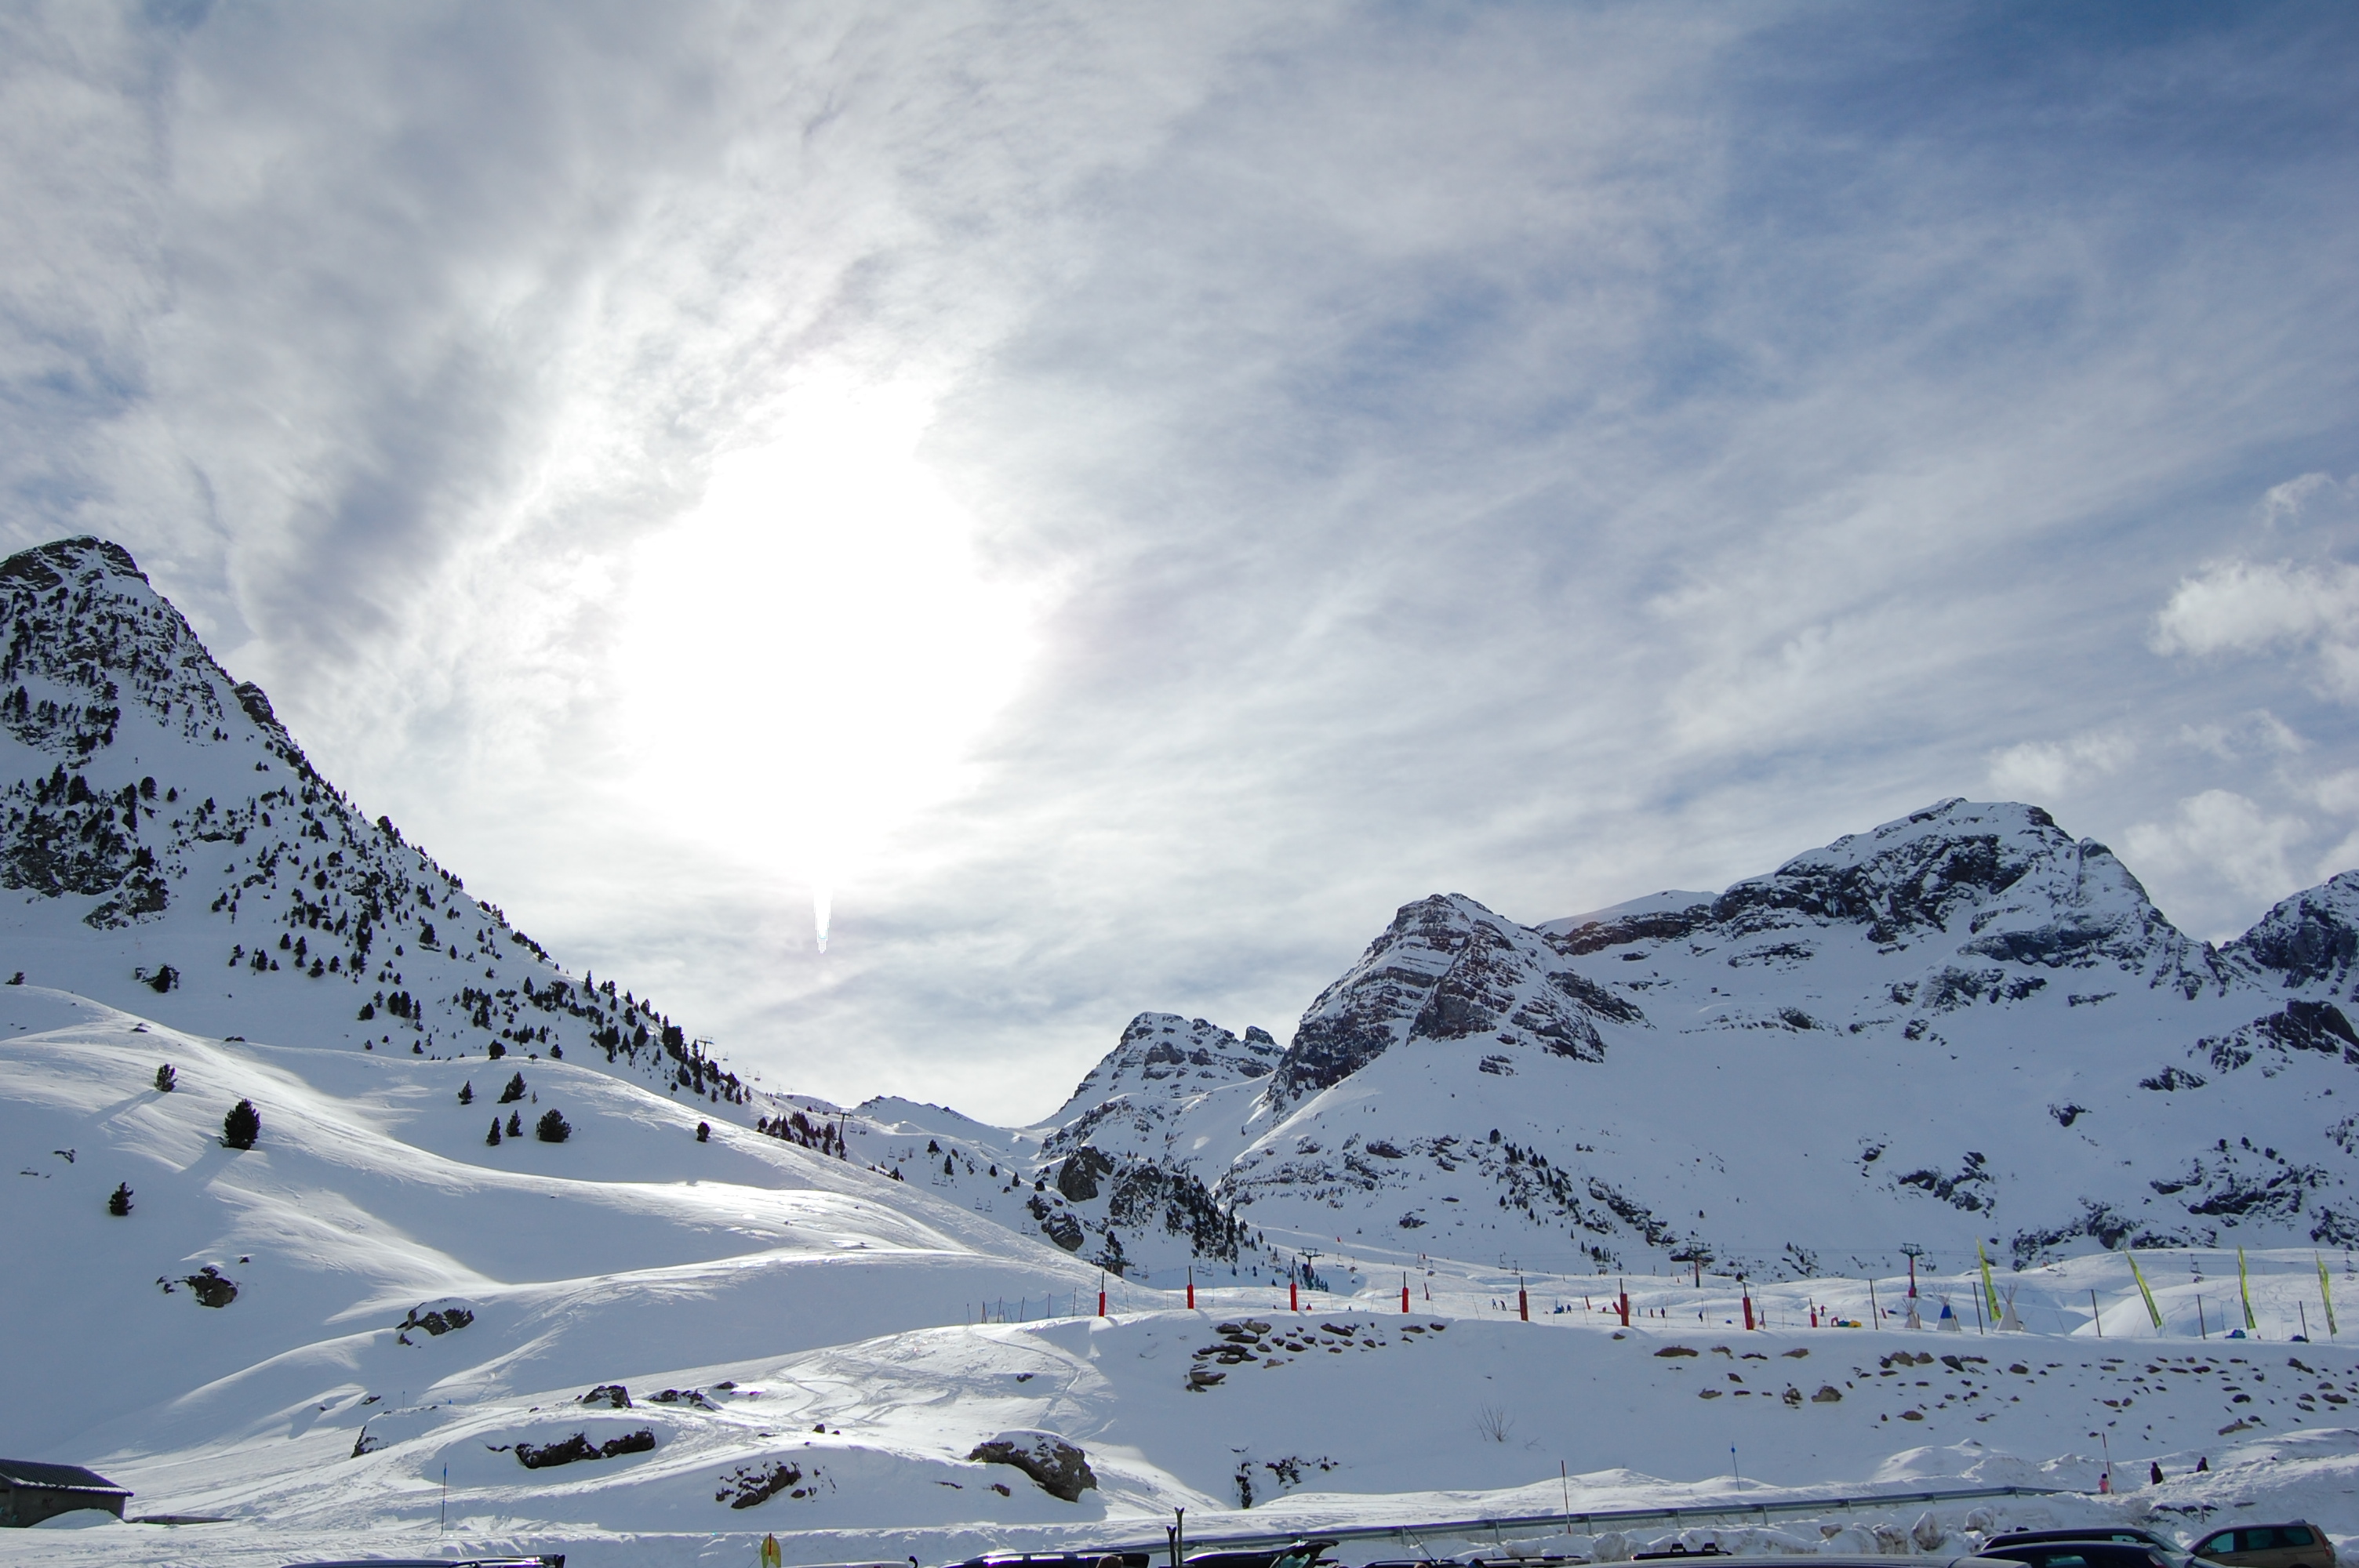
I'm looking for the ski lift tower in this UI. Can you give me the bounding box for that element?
[1899,1243,1928,1298]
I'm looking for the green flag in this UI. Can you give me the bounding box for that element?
[1977,1241,2001,1321]
[2127,1250,2164,1330]
[2239,1247,2258,1333]
[2319,1253,2339,1338]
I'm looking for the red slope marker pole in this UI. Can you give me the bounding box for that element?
[1519,1281,1529,1322]
[1187,1266,1194,1311]
[1402,1274,1411,1313]
[1290,1277,1299,1312]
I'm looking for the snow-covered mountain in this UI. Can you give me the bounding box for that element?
[998,800,2359,1286]
[26,535,2359,1563]
[14,532,2359,1294]
[0,536,749,1110]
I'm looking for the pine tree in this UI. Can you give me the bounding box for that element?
[107,1181,132,1216]
[221,1098,261,1150]
[535,1109,570,1144]
[944,1155,955,1176]
[498,1072,526,1104]
[506,1110,522,1138]
[154,1063,176,1093]
[486,1117,502,1146]
[457,1080,474,1105]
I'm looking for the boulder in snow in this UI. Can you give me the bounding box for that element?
[967,1428,1097,1501]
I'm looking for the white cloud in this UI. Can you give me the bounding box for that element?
[2261,471,2348,528]
[2152,559,2359,657]
[1986,731,2133,803]
[2177,710,2307,762]
[2318,831,2359,883]
[2124,790,2310,912]
[2152,556,2359,703]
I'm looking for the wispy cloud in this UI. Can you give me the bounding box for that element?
[4,5,2359,1117]
[2125,790,2312,936]
[1987,733,2135,802]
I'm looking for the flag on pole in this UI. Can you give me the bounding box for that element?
[2239,1247,2258,1332]
[2126,1250,2165,1330]
[1976,1242,2001,1321]
[2319,1252,2339,1338]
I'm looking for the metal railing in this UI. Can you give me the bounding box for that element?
[1082,1483,2071,1563]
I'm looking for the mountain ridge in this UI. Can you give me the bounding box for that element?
[0,535,757,1116]
[936,799,2359,1287]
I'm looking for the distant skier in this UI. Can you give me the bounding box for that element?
[2150,1462,2165,1486]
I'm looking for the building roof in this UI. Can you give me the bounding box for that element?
[0,1459,130,1496]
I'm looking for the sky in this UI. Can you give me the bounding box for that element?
[5,2,2358,1123]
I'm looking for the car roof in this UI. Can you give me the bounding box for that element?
[277,1559,555,1567]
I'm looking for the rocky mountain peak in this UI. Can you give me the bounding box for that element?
[1041,1011,1280,1131]
[1266,891,1644,1112]
[2226,870,2359,993]
[1554,800,2194,980]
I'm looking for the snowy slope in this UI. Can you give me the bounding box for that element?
[17,982,2359,1568]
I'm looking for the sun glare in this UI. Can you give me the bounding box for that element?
[615,379,1037,950]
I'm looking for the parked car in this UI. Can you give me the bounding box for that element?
[280,1559,562,1568]
[949,1556,1150,1568]
[2188,1524,2332,1568]
[947,1555,1149,1568]
[1985,1531,2187,1557]
[1979,1543,2179,1568]
[1184,1541,1337,1568]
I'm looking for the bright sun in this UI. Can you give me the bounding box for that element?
[614,378,1038,950]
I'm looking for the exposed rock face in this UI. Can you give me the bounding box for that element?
[180,1265,238,1308]
[967,1429,1096,1501]
[396,1299,474,1340]
[1043,1012,1281,1132]
[1269,892,1645,1111]
[1565,800,2201,982]
[719,1458,809,1508]
[2226,871,2359,992]
[514,1428,654,1468]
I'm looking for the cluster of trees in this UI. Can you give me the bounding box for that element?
[756,1109,846,1156]
[486,1109,569,1145]
[0,763,158,902]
